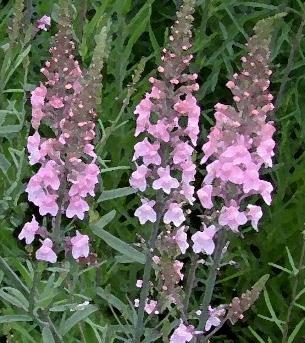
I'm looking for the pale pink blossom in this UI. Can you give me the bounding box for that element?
[36,238,57,263]
[36,15,51,31]
[129,165,149,192]
[18,216,39,244]
[152,166,179,194]
[170,323,193,343]
[136,280,143,288]
[134,199,156,224]
[27,131,42,165]
[144,300,158,314]
[197,185,213,209]
[205,306,226,331]
[174,227,189,254]
[164,202,185,227]
[173,260,184,281]
[247,204,263,231]
[66,196,89,220]
[70,231,90,259]
[49,96,64,108]
[218,205,247,232]
[191,225,217,255]
[133,138,161,166]
[31,84,47,108]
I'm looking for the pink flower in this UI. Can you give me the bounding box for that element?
[259,180,273,205]
[205,306,226,331]
[31,84,47,108]
[144,300,158,314]
[36,15,51,31]
[134,199,156,224]
[218,205,247,232]
[164,202,185,227]
[38,193,59,216]
[70,231,90,259]
[170,323,193,343]
[36,238,57,263]
[174,227,189,254]
[148,120,170,142]
[197,185,213,209]
[66,196,89,220]
[247,205,263,231]
[173,142,193,164]
[134,97,152,136]
[49,96,64,109]
[191,225,217,255]
[129,165,149,192]
[173,260,184,280]
[133,138,161,165]
[152,166,179,194]
[18,216,39,244]
[27,131,42,165]
[136,280,143,288]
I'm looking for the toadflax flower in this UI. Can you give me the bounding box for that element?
[36,238,57,263]
[197,19,275,236]
[18,215,39,244]
[170,323,194,343]
[20,5,108,263]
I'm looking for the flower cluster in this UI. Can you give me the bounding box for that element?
[197,21,275,239]
[19,11,105,263]
[130,0,199,230]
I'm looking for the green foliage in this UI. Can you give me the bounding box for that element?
[0,0,304,342]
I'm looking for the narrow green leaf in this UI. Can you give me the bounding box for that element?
[97,187,136,202]
[61,305,98,335]
[42,327,55,343]
[249,326,265,343]
[91,217,145,264]
[0,314,32,323]
[288,318,305,343]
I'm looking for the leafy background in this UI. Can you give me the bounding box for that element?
[0,0,305,342]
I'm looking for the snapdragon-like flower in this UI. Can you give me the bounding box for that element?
[130,0,199,229]
[197,21,275,235]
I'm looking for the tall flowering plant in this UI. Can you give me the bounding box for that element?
[18,6,108,263]
[130,0,200,340]
[172,18,276,343]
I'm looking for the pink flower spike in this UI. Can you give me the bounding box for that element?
[134,199,156,224]
[191,225,217,255]
[133,138,161,166]
[66,196,89,220]
[197,185,213,209]
[18,215,39,244]
[152,166,179,194]
[36,238,57,263]
[174,227,189,254]
[170,323,193,343]
[247,204,263,231]
[36,15,51,31]
[70,231,90,259]
[164,202,185,227]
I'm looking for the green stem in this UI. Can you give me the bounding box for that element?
[194,231,227,342]
[184,255,199,314]
[134,197,163,343]
[281,233,305,342]
[28,264,40,315]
